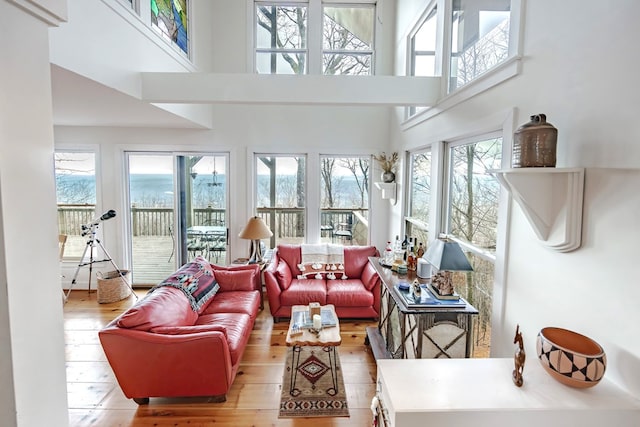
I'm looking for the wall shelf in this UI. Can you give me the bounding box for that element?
[374,182,397,205]
[490,168,585,252]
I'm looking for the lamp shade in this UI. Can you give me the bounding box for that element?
[238,216,273,240]
[423,238,473,272]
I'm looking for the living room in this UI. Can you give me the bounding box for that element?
[2,0,640,426]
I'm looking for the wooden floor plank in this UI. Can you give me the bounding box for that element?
[64,289,379,426]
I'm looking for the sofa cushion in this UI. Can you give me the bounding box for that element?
[275,260,293,290]
[213,269,256,292]
[202,290,261,318]
[152,256,219,314]
[149,324,227,336]
[280,279,327,306]
[344,246,378,278]
[277,244,303,276]
[326,279,374,307]
[196,313,252,365]
[116,286,198,331]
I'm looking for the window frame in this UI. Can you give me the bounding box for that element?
[403,0,523,127]
[252,0,378,75]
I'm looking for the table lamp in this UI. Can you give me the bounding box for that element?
[423,237,473,296]
[238,216,273,264]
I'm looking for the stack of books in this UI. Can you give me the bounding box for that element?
[394,283,466,308]
[291,307,338,329]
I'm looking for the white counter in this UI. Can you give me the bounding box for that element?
[376,358,640,427]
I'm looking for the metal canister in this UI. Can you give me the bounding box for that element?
[512,113,557,167]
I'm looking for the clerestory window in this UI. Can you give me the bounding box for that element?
[255,1,376,75]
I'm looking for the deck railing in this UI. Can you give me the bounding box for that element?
[57,205,368,241]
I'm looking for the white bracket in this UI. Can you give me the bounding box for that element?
[375,182,397,205]
[490,168,585,252]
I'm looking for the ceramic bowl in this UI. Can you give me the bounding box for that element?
[536,327,606,388]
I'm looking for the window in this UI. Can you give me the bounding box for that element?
[54,151,97,260]
[404,150,431,246]
[322,5,375,75]
[151,0,189,55]
[449,0,511,92]
[255,155,307,246]
[255,1,376,75]
[256,3,308,74]
[408,6,438,116]
[445,134,502,356]
[405,0,520,121]
[320,155,370,245]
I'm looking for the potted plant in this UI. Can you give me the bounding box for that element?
[373,152,399,183]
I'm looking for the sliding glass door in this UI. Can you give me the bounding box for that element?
[127,152,228,286]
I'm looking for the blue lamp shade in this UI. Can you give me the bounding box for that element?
[423,238,473,272]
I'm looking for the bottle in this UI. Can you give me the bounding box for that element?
[401,235,409,261]
[384,241,393,265]
[417,242,425,259]
[407,244,416,271]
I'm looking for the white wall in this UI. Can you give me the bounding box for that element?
[1,2,69,426]
[392,0,640,397]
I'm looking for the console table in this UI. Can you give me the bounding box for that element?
[374,358,640,427]
[366,257,478,359]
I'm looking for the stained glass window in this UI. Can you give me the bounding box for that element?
[151,0,189,55]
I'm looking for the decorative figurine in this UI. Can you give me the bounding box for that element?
[512,324,525,387]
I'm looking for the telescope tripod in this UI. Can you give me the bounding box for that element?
[64,226,137,303]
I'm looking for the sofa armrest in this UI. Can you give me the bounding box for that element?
[361,261,380,291]
[99,326,234,399]
[264,262,284,317]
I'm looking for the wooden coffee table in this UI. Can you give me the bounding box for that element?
[286,304,341,395]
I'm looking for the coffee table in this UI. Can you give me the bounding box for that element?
[286,304,341,395]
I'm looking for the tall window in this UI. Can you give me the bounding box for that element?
[256,4,308,74]
[151,0,189,55]
[255,1,376,75]
[408,6,438,116]
[404,150,431,246]
[320,155,370,245]
[449,0,511,92]
[255,155,307,246]
[323,5,375,75]
[446,135,502,356]
[54,152,97,260]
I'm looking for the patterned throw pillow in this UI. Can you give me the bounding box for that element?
[152,256,219,314]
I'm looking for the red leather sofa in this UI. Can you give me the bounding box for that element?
[99,258,261,404]
[264,244,381,321]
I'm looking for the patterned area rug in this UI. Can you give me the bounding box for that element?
[279,346,349,418]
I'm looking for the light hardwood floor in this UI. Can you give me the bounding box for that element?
[64,289,378,426]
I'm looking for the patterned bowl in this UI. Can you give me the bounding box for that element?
[536,327,606,388]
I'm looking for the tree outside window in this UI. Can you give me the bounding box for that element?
[256,155,306,246]
[320,156,370,245]
[55,152,97,260]
[405,151,431,247]
[255,1,376,75]
[447,136,502,356]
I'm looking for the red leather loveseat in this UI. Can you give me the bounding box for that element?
[264,244,380,321]
[99,257,261,404]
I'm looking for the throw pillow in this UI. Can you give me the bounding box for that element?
[152,256,219,314]
[275,260,293,289]
[213,269,256,292]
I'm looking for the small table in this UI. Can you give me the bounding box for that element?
[286,304,341,396]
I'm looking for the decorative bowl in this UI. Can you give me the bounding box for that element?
[536,327,606,388]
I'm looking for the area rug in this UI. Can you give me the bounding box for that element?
[279,346,349,418]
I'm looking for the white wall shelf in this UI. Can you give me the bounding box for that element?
[374,182,397,205]
[490,168,585,252]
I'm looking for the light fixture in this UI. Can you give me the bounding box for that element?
[423,237,473,296]
[208,158,222,187]
[238,216,273,264]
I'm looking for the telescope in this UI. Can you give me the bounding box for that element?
[81,210,116,235]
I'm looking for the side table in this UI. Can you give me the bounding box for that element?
[366,256,478,359]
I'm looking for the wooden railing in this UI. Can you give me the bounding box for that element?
[57,205,368,241]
